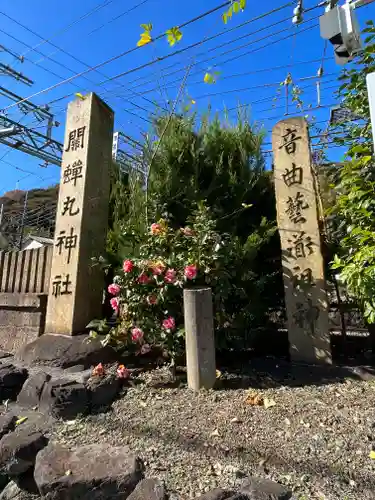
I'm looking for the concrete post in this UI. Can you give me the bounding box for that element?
[183,287,216,391]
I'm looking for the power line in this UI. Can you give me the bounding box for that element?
[1,0,234,112]
[115,19,319,101]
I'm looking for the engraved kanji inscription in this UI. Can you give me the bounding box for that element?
[283,163,303,187]
[55,227,78,264]
[293,299,320,333]
[286,191,309,224]
[279,127,301,155]
[287,231,314,259]
[292,266,313,289]
[62,196,80,216]
[63,159,83,186]
[52,274,73,297]
[65,126,86,152]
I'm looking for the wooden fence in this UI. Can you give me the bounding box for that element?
[0,246,52,294]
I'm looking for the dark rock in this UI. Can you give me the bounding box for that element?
[0,364,28,401]
[17,372,51,409]
[64,364,85,373]
[240,477,292,500]
[0,352,12,360]
[86,372,121,410]
[34,442,143,499]
[127,478,166,500]
[39,379,89,419]
[15,334,117,369]
[14,470,39,494]
[0,480,39,499]
[0,414,17,439]
[0,427,48,476]
[196,491,235,500]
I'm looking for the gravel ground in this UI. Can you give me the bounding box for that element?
[52,362,375,500]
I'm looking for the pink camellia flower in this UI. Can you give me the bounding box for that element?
[123,259,134,273]
[116,364,129,379]
[92,363,105,377]
[162,316,176,331]
[138,273,151,285]
[140,344,151,355]
[164,268,177,284]
[131,327,144,342]
[110,297,120,311]
[147,295,158,305]
[108,283,121,296]
[184,264,198,280]
[151,223,162,235]
[181,227,194,236]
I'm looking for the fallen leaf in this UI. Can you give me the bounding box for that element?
[216,369,222,379]
[245,392,263,406]
[210,428,220,437]
[284,418,291,426]
[369,450,375,459]
[15,417,28,426]
[65,470,72,476]
[230,417,241,423]
[263,398,276,409]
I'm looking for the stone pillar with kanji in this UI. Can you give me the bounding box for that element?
[272,117,332,364]
[45,93,114,335]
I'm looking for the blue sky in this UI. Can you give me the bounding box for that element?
[0,0,373,196]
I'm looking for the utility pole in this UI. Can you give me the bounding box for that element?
[366,73,375,150]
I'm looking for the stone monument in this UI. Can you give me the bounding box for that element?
[272,117,332,364]
[45,93,114,335]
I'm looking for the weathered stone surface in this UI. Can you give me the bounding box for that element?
[0,480,38,499]
[195,490,234,500]
[0,352,12,360]
[0,428,48,476]
[127,478,166,500]
[0,364,28,401]
[17,372,51,408]
[0,414,17,440]
[34,442,143,499]
[240,477,292,500]
[45,94,114,336]
[39,378,89,419]
[86,372,121,410]
[64,364,85,373]
[15,334,116,369]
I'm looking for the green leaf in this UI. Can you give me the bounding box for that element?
[240,0,246,9]
[222,12,228,24]
[233,1,240,13]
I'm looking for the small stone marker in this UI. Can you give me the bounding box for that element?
[45,93,114,335]
[272,117,332,364]
[184,287,216,391]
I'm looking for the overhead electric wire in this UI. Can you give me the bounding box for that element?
[1,0,235,112]
[20,0,120,59]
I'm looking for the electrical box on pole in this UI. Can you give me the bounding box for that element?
[319,3,362,64]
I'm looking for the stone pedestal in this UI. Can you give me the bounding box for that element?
[183,287,216,391]
[272,117,332,364]
[45,93,114,335]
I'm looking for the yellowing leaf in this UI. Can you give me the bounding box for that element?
[240,0,246,9]
[191,99,196,105]
[222,12,228,24]
[166,27,183,47]
[216,369,222,379]
[369,450,375,459]
[245,392,264,406]
[15,416,28,426]
[263,398,276,409]
[137,33,152,47]
[140,23,152,32]
[75,93,85,100]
